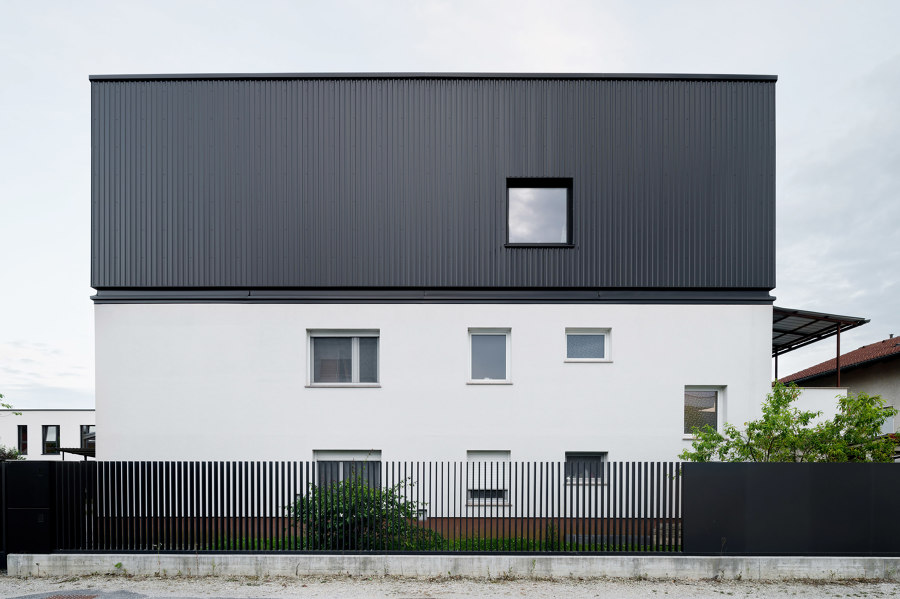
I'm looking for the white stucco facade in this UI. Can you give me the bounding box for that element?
[95,302,772,462]
[0,409,95,460]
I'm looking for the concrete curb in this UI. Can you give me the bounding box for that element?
[8,554,900,581]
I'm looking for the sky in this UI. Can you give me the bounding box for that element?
[1,0,899,409]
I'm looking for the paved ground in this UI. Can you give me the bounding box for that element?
[2,575,900,599]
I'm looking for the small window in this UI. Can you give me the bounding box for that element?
[565,452,608,483]
[565,328,611,362]
[314,450,382,489]
[17,425,27,455]
[507,178,573,245]
[684,389,719,435]
[42,425,60,455]
[881,409,895,436]
[467,450,511,505]
[308,330,379,386]
[81,425,96,450]
[468,329,511,383]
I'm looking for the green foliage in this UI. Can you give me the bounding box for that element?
[680,383,898,463]
[0,444,25,461]
[1,392,22,416]
[291,475,444,550]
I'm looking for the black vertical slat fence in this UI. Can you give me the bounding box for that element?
[50,461,682,553]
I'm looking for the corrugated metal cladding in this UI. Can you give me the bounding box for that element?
[91,76,775,290]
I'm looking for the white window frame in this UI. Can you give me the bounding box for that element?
[307,329,380,387]
[683,386,726,439]
[466,450,511,506]
[564,328,612,363]
[564,451,608,485]
[467,328,512,384]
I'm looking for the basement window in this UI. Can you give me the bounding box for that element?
[506,178,573,246]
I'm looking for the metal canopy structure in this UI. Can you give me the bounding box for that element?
[772,306,869,385]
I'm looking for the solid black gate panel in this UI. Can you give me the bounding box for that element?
[683,463,900,555]
[4,461,55,554]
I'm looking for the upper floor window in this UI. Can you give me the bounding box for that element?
[308,330,379,386]
[506,178,573,246]
[565,328,611,362]
[468,328,511,384]
[684,388,722,436]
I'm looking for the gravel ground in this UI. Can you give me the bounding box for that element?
[2,574,900,599]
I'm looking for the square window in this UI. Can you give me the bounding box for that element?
[684,389,720,435]
[565,328,611,362]
[81,425,96,450]
[42,425,60,455]
[469,329,510,383]
[308,330,379,386]
[17,425,27,455]
[565,452,608,483]
[507,178,573,245]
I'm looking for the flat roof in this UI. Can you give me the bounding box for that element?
[773,307,869,357]
[89,72,778,83]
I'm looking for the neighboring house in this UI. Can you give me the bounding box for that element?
[0,410,95,460]
[780,334,900,433]
[91,73,776,464]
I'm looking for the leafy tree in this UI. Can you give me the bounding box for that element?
[291,475,444,550]
[1,392,22,415]
[680,383,898,463]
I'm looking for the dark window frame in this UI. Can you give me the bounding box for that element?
[81,424,96,450]
[505,177,575,247]
[565,451,608,484]
[17,425,27,455]
[42,425,60,455]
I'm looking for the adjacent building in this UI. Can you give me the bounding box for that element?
[91,73,776,463]
[0,410,95,461]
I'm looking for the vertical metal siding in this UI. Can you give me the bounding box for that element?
[91,77,775,289]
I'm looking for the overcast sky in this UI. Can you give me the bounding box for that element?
[1,0,899,409]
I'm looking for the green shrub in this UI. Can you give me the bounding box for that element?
[290,475,444,550]
[0,444,24,461]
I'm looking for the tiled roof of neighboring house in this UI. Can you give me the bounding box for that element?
[780,335,900,384]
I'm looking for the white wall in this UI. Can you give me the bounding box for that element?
[0,409,95,460]
[95,303,772,462]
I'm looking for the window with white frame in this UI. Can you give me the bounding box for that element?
[308,330,379,385]
[684,387,722,436]
[468,328,511,383]
[565,452,608,483]
[467,450,511,504]
[314,450,382,489]
[565,328,611,362]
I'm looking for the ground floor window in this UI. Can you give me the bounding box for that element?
[42,425,60,455]
[684,387,722,435]
[565,451,608,483]
[17,425,27,455]
[313,450,382,488]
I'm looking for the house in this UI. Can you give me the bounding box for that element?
[780,334,900,433]
[90,73,776,465]
[0,409,95,460]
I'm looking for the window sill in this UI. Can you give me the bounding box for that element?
[306,383,381,388]
[467,380,513,385]
[566,478,607,486]
[682,434,697,440]
[504,243,575,248]
[564,359,612,363]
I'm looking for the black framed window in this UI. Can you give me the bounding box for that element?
[565,452,608,482]
[81,425,96,450]
[17,425,27,455]
[506,177,573,246]
[42,425,60,455]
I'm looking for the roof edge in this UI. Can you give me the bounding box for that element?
[89,72,779,83]
[781,351,900,385]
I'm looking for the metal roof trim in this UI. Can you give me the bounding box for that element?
[89,72,778,83]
